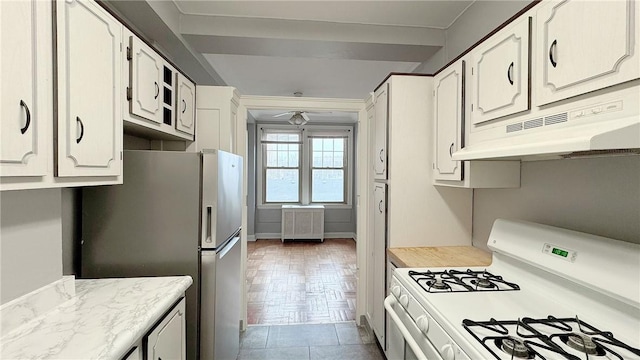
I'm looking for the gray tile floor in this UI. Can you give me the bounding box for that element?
[237,322,385,360]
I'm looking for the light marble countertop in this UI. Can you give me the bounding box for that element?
[0,276,192,360]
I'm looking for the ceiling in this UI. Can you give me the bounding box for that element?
[108,1,476,100]
[248,109,358,124]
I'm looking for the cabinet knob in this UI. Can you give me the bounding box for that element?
[19,100,31,134]
[379,148,384,162]
[182,99,187,113]
[449,143,455,157]
[378,200,384,213]
[154,82,160,99]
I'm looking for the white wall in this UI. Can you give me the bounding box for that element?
[473,156,640,250]
[1,189,63,304]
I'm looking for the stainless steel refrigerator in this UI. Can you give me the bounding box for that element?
[81,149,243,360]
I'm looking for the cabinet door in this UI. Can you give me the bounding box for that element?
[0,0,47,177]
[130,36,163,123]
[373,84,388,179]
[176,73,195,136]
[147,298,186,360]
[470,17,530,125]
[434,61,464,181]
[536,0,640,105]
[56,0,122,177]
[372,183,386,348]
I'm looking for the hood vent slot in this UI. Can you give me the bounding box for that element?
[524,118,543,129]
[506,123,523,133]
[544,112,568,126]
[561,149,640,159]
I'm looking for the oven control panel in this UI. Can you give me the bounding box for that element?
[542,243,577,262]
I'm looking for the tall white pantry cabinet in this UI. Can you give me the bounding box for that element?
[367,75,474,350]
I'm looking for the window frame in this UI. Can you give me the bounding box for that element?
[257,124,353,210]
[260,128,302,204]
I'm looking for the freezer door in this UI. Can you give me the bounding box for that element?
[201,150,243,249]
[200,235,241,360]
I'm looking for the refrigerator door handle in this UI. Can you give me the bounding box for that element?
[218,236,240,259]
[205,206,213,244]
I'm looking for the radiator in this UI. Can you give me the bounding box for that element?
[281,205,325,242]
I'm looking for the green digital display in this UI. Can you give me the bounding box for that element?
[552,248,569,257]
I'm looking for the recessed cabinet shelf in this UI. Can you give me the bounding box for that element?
[122,28,194,141]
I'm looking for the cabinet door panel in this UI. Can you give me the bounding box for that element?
[536,0,639,105]
[471,18,530,125]
[176,73,195,135]
[372,183,386,347]
[130,36,162,123]
[373,84,388,179]
[434,61,464,181]
[147,298,186,360]
[56,0,121,177]
[1,1,46,176]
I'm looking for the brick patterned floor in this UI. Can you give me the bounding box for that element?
[246,239,357,325]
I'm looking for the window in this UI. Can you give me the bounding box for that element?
[310,137,345,203]
[262,131,301,203]
[258,126,352,207]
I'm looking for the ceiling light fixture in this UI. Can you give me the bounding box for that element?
[288,112,308,126]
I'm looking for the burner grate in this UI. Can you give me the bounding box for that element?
[463,316,640,360]
[408,269,520,293]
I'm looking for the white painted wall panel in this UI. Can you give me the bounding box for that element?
[1,189,63,304]
[473,156,640,250]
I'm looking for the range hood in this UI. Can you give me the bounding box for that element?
[452,116,640,161]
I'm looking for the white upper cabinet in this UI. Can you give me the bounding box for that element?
[434,61,464,181]
[176,73,196,136]
[373,83,388,180]
[536,0,640,105]
[470,17,531,125]
[1,0,48,177]
[56,0,122,177]
[129,36,163,123]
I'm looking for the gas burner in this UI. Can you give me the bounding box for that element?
[562,333,603,355]
[497,337,532,359]
[428,279,450,290]
[408,269,520,293]
[472,277,495,289]
[463,317,640,360]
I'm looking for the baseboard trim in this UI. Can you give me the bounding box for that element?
[253,232,356,241]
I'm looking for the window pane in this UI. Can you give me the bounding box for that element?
[312,169,344,202]
[333,138,344,151]
[266,169,299,202]
[334,152,344,167]
[312,151,323,167]
[288,151,298,167]
[266,150,277,166]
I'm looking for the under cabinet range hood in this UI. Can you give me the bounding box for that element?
[453,85,640,161]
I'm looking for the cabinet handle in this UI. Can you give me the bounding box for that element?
[379,148,384,162]
[182,99,187,113]
[449,143,455,157]
[154,82,159,99]
[549,40,557,68]
[20,100,31,134]
[507,62,514,85]
[76,116,84,144]
[378,200,384,213]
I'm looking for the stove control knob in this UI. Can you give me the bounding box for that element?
[441,344,455,360]
[399,294,409,308]
[416,315,429,334]
[391,285,401,298]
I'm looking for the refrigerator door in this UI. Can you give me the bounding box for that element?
[201,150,243,249]
[200,235,241,360]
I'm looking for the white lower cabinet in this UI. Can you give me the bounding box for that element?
[145,298,186,360]
[371,183,387,348]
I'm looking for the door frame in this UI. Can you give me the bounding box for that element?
[237,95,368,329]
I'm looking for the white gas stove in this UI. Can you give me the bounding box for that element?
[386,219,640,360]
